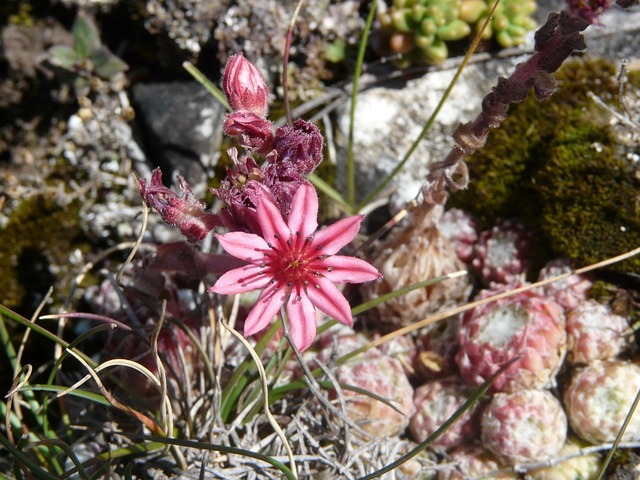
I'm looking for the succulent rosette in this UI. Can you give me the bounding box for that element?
[565,299,629,364]
[524,436,602,480]
[438,444,519,480]
[472,218,534,286]
[334,353,416,438]
[482,389,568,466]
[537,258,593,312]
[456,285,567,392]
[410,379,479,449]
[564,360,640,443]
[364,204,472,328]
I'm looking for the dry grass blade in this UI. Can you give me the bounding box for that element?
[61,349,166,435]
[220,316,298,478]
[5,364,33,445]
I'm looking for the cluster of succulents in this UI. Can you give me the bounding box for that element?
[378,0,538,65]
[360,189,635,474]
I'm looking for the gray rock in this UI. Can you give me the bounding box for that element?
[132,81,226,196]
[335,3,640,213]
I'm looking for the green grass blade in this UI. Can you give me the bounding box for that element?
[309,173,349,208]
[183,61,231,112]
[0,432,59,480]
[347,0,377,209]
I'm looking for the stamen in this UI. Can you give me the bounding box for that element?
[314,284,321,289]
[327,266,333,272]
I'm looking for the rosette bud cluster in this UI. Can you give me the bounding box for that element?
[564,361,640,443]
[472,218,534,286]
[456,285,566,393]
[476,0,537,48]
[410,379,479,449]
[565,299,629,364]
[379,0,474,64]
[481,389,567,466]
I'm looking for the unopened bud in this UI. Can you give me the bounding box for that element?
[222,53,269,117]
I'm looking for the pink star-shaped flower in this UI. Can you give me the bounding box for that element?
[210,183,381,351]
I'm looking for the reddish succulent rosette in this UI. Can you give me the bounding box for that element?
[481,389,567,465]
[334,354,416,438]
[456,285,566,393]
[410,379,479,449]
[564,360,640,443]
[472,218,534,286]
[537,258,593,312]
[565,299,629,364]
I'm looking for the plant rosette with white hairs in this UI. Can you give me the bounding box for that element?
[565,299,630,365]
[456,284,567,393]
[481,389,568,466]
[410,378,480,450]
[563,360,640,444]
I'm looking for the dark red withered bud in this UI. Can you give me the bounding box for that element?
[273,118,324,176]
[565,0,612,24]
[138,168,220,242]
[222,53,269,117]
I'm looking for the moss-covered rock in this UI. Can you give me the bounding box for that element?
[0,191,90,313]
[450,57,640,273]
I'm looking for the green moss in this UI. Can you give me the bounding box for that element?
[450,57,640,273]
[451,57,618,227]
[0,192,90,313]
[537,122,640,271]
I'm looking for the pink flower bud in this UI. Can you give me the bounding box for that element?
[222,53,269,117]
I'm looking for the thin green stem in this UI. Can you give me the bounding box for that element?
[356,5,492,212]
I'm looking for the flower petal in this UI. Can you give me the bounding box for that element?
[305,276,353,327]
[285,293,317,351]
[256,192,290,249]
[311,215,363,256]
[317,255,381,284]
[287,183,318,244]
[243,283,287,337]
[216,232,269,263]
[209,264,270,295]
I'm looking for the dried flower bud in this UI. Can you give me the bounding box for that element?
[138,168,220,242]
[222,53,269,117]
[565,0,612,24]
[273,119,324,176]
